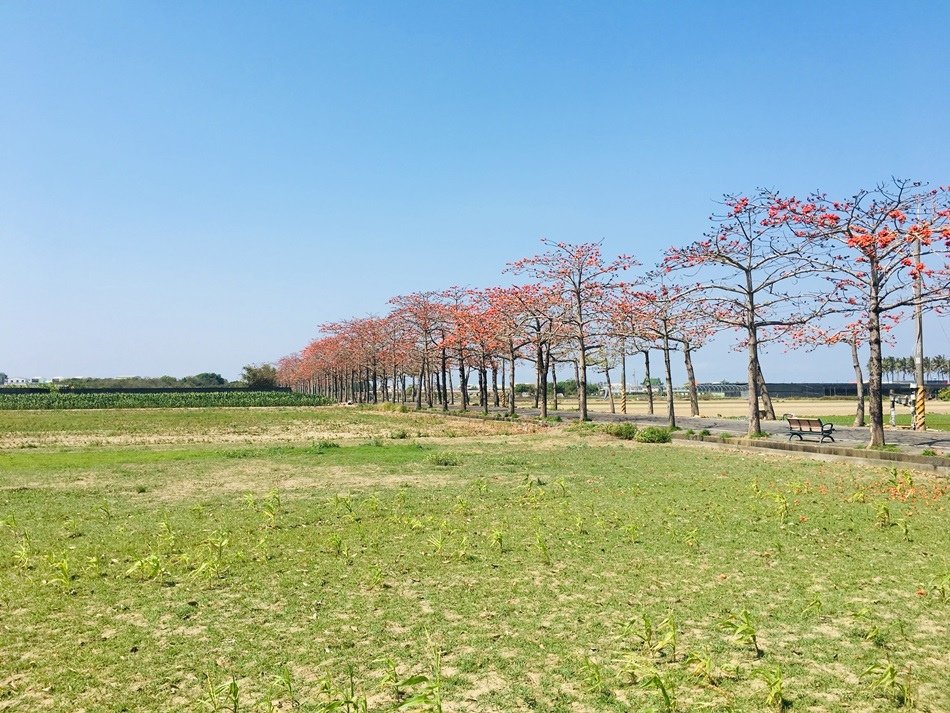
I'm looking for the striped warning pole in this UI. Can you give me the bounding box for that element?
[914,386,926,431]
[621,390,627,414]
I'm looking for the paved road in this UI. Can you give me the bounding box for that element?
[493,406,950,453]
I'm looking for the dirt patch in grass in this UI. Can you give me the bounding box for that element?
[0,409,541,450]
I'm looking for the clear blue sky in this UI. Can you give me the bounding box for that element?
[2,1,948,382]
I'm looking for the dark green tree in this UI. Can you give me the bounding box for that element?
[242,363,279,389]
[183,372,228,387]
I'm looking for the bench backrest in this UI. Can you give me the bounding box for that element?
[787,417,824,430]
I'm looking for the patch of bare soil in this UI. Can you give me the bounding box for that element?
[0,410,542,449]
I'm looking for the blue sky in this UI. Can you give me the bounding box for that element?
[2,1,948,382]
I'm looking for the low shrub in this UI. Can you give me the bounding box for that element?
[635,426,672,443]
[390,429,409,439]
[605,423,637,440]
[939,387,950,401]
[430,453,461,467]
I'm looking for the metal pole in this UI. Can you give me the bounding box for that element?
[913,205,926,430]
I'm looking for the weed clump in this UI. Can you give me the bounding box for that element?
[430,453,461,467]
[635,427,672,444]
[605,423,637,440]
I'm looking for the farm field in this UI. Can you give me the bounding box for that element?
[1,407,948,711]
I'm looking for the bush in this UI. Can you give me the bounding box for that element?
[377,401,410,412]
[699,429,711,436]
[939,387,950,401]
[390,429,409,439]
[430,453,461,467]
[605,423,637,440]
[634,426,672,443]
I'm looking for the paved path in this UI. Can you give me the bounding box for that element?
[486,406,950,453]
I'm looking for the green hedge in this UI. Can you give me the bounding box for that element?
[0,392,333,410]
[939,387,950,401]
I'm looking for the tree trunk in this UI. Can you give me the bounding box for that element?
[578,339,589,421]
[604,358,615,414]
[867,300,886,446]
[644,351,654,415]
[509,344,517,416]
[426,360,434,409]
[662,327,675,429]
[458,349,468,410]
[439,349,448,411]
[683,342,700,417]
[415,363,424,410]
[851,336,866,427]
[551,360,559,411]
[491,364,500,407]
[756,365,776,420]
[534,341,543,409]
[746,328,762,436]
[539,344,549,418]
[500,358,506,409]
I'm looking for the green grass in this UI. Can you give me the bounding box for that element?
[0,407,948,711]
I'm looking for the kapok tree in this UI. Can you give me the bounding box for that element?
[794,315,898,428]
[389,292,447,410]
[610,293,660,415]
[802,179,950,446]
[505,283,566,417]
[482,286,537,415]
[663,190,828,436]
[509,240,635,421]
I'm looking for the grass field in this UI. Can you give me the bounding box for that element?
[1,407,948,711]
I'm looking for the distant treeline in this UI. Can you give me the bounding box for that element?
[0,365,284,392]
[52,373,233,388]
[0,391,331,410]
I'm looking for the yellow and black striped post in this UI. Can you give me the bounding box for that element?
[621,390,627,414]
[913,387,926,431]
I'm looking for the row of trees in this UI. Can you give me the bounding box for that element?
[881,355,950,381]
[278,179,950,446]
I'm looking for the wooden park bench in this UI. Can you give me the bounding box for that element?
[785,416,835,443]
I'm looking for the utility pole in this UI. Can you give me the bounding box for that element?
[913,201,926,430]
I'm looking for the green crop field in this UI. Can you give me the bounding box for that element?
[0,407,947,711]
